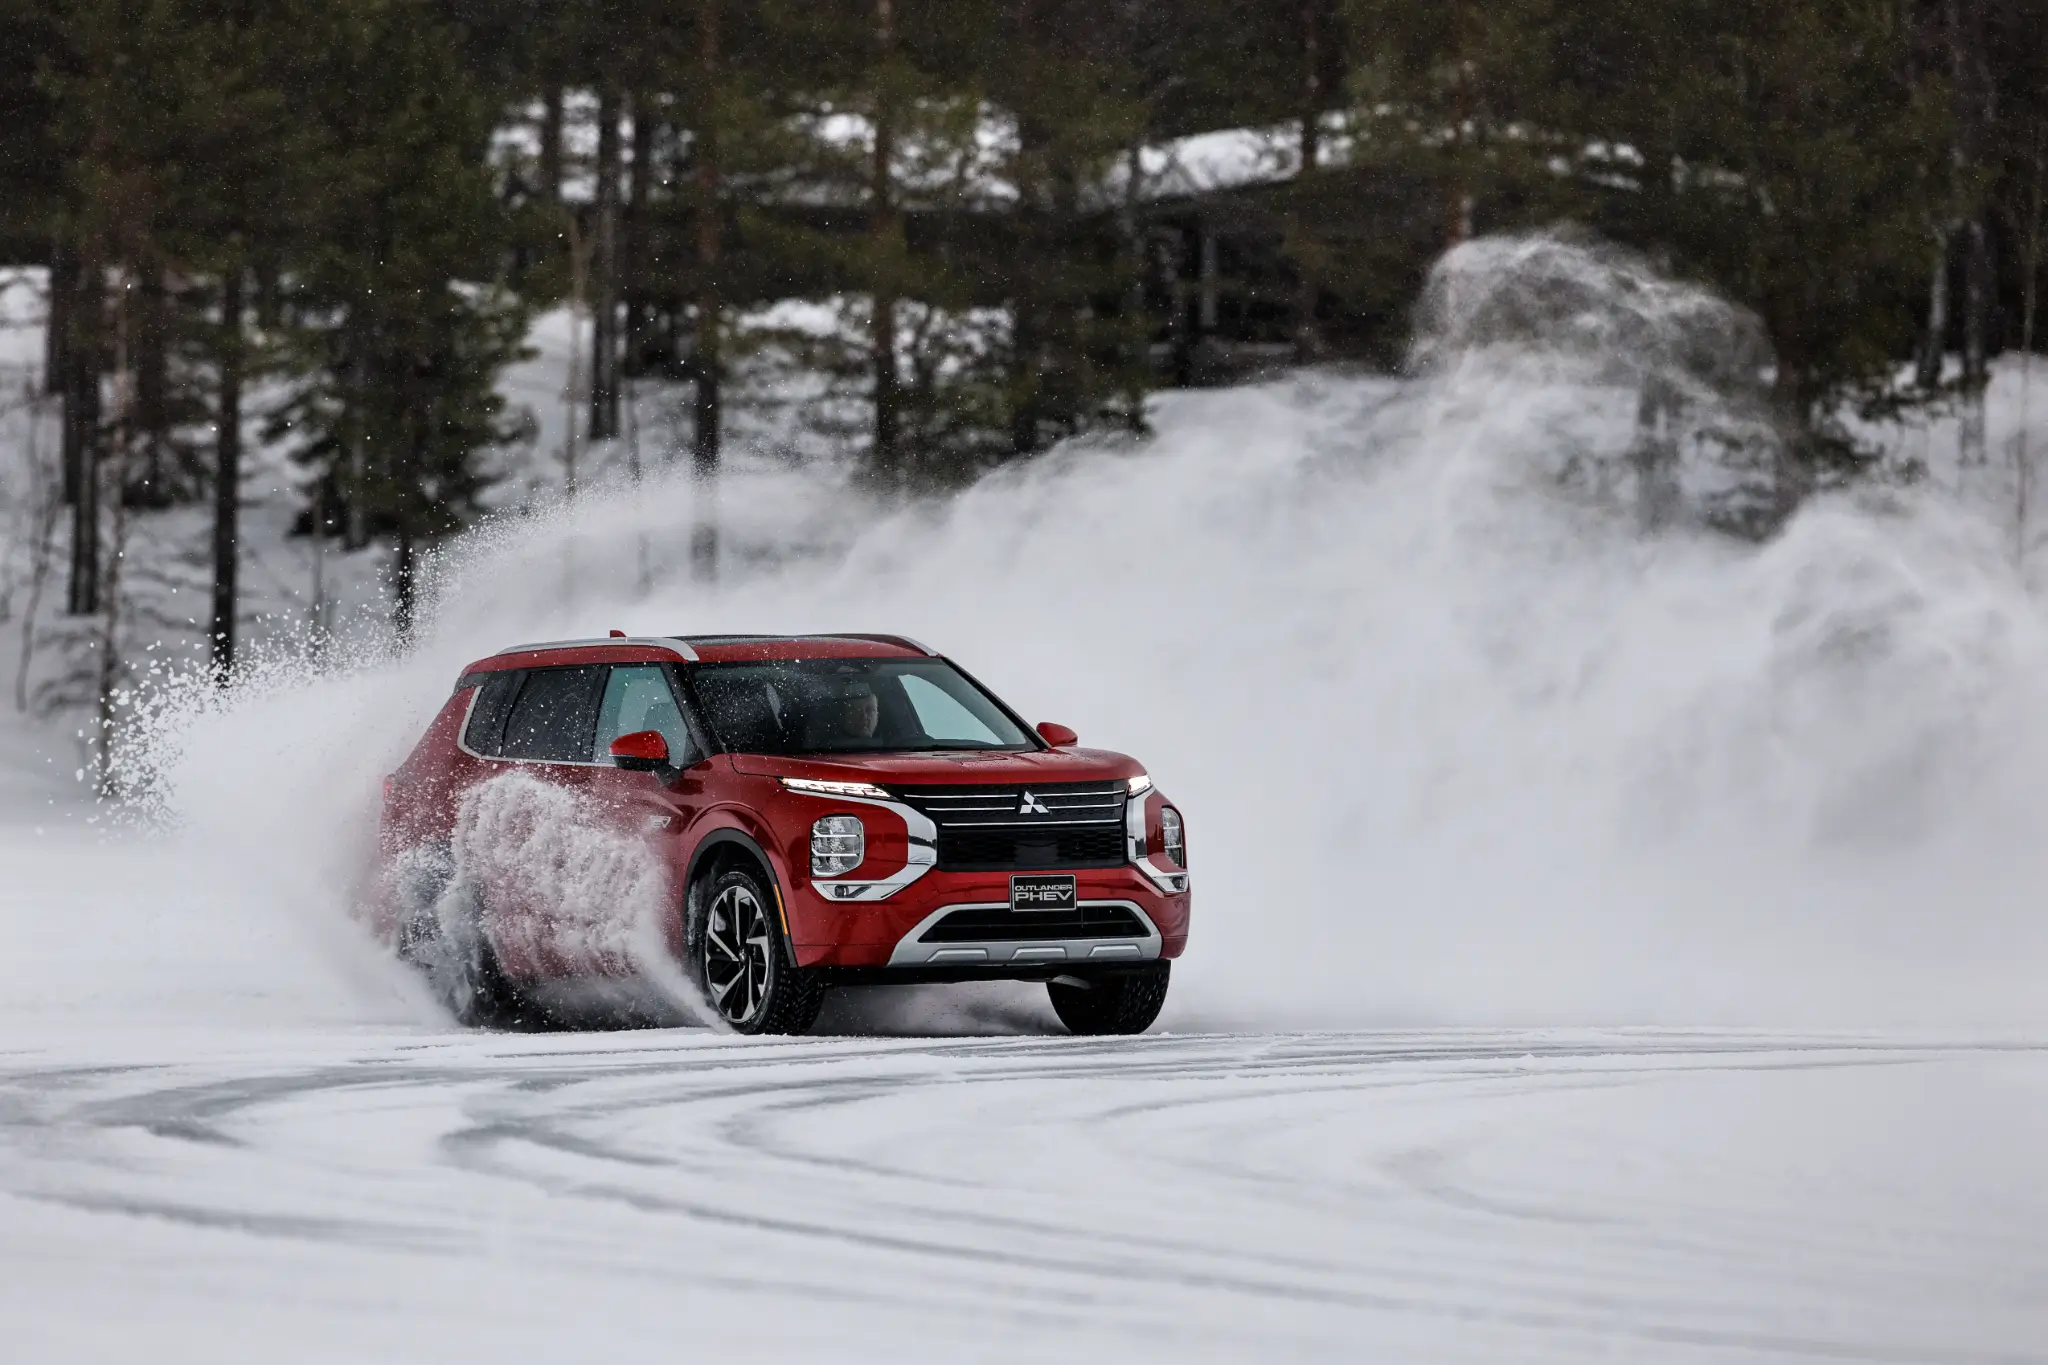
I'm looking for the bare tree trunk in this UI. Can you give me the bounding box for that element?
[1292,0,1323,364]
[1197,223,1218,334]
[1950,0,1993,465]
[590,87,622,443]
[94,273,135,796]
[2025,126,2046,364]
[563,215,590,498]
[392,409,423,643]
[1960,217,1990,466]
[540,86,565,205]
[210,265,244,678]
[393,529,417,643]
[1121,141,1149,432]
[1631,374,1682,531]
[2014,122,2043,564]
[1161,224,1191,386]
[65,253,102,615]
[342,332,368,551]
[692,0,723,582]
[1916,227,1952,390]
[870,0,903,479]
[135,259,170,502]
[308,501,329,660]
[45,241,70,399]
[625,92,656,377]
[16,397,58,712]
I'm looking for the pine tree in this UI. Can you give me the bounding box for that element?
[983,0,1150,459]
[272,0,526,634]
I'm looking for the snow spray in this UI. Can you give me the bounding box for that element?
[108,232,2048,1030]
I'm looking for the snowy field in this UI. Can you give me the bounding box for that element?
[4,239,2048,1360]
[4,1020,2044,1364]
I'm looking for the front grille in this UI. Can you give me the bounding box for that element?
[920,903,1148,943]
[936,825,1127,871]
[894,782,1128,872]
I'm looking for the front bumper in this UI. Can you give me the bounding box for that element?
[786,865,1190,971]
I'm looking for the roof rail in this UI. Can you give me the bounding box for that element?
[824,633,939,657]
[495,636,699,661]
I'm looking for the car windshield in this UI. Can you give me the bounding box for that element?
[688,658,1035,755]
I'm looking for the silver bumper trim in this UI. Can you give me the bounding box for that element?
[885,899,1164,968]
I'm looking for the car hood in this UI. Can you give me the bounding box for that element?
[729,747,1141,786]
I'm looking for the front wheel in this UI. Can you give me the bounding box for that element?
[697,867,824,1035]
[1047,962,1170,1036]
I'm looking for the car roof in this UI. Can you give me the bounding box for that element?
[463,633,938,674]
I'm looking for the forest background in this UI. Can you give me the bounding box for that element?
[0,0,2044,759]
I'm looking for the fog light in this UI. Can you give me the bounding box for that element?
[1160,807,1185,867]
[811,815,864,877]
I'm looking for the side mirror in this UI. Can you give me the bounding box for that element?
[1036,721,1079,747]
[609,730,670,772]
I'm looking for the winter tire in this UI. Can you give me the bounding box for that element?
[697,866,825,1035]
[1047,962,1170,1036]
[394,844,528,1029]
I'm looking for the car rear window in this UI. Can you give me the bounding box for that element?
[462,671,521,756]
[498,666,607,763]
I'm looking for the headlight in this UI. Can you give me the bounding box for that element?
[784,776,890,799]
[811,815,865,877]
[1126,773,1153,796]
[1160,807,1185,867]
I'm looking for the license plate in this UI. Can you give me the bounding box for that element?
[1010,874,1077,911]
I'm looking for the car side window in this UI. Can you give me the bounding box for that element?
[899,672,1004,746]
[463,670,522,757]
[499,666,606,763]
[594,665,698,766]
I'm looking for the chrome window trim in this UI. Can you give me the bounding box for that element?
[885,898,1163,968]
[453,685,488,760]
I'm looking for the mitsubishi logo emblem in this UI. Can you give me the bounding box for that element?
[1018,791,1051,815]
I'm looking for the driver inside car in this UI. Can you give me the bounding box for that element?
[824,682,880,746]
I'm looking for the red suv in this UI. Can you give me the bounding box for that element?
[378,634,1189,1035]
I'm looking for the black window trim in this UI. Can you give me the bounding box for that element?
[470,665,609,767]
[458,662,713,771]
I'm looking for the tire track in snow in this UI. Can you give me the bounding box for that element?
[0,1030,2043,1364]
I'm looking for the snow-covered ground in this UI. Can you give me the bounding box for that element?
[2,1024,2044,1363]
[3,238,2048,1360]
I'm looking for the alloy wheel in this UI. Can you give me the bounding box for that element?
[703,882,775,1025]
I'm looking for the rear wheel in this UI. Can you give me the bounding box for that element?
[393,844,528,1029]
[698,867,824,1035]
[1047,962,1170,1036]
